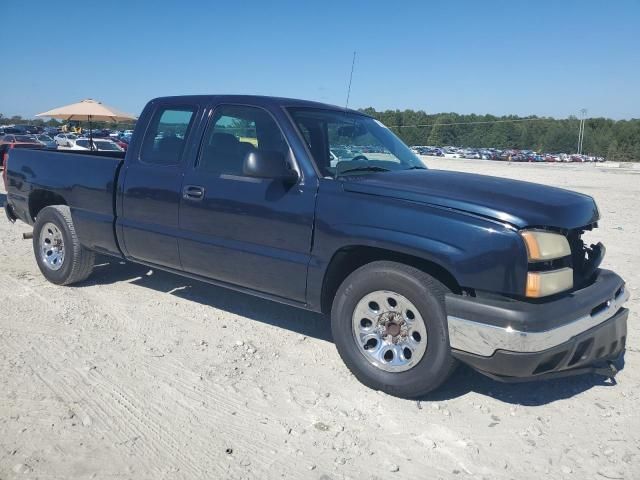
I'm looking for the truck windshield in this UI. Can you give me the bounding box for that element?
[288,108,425,178]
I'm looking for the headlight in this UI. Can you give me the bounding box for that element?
[525,268,573,297]
[521,230,573,297]
[520,230,571,261]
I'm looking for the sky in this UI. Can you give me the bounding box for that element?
[1,0,638,120]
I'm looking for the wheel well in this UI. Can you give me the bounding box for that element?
[29,190,67,221]
[320,246,461,314]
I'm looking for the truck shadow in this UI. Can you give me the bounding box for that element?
[85,257,620,406]
[85,256,331,342]
[426,362,621,406]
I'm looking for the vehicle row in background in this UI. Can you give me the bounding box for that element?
[1,125,133,152]
[410,145,605,162]
[0,124,605,162]
[1,133,124,152]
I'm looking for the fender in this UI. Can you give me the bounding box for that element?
[306,218,527,311]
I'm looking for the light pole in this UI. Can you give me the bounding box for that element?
[577,108,587,155]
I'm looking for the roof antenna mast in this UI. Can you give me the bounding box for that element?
[345,51,357,111]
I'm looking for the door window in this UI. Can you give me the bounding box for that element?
[198,105,289,175]
[140,107,196,166]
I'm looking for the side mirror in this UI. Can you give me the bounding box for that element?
[243,150,299,183]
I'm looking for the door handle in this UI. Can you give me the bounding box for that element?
[183,185,205,200]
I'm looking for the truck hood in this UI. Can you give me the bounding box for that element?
[342,169,599,229]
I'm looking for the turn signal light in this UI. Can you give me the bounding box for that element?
[526,268,573,298]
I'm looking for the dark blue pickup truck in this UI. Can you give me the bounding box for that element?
[2,95,629,397]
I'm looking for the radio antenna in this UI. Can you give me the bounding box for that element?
[345,51,356,111]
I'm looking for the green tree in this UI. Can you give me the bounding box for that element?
[358,108,640,161]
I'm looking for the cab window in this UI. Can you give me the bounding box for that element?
[140,107,196,166]
[198,105,289,175]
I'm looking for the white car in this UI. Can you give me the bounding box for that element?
[60,138,124,152]
[54,133,78,147]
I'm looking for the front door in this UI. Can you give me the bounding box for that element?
[178,104,316,302]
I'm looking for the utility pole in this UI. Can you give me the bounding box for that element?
[577,108,587,155]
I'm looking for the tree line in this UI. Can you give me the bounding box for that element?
[359,108,640,162]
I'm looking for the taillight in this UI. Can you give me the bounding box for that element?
[2,147,10,188]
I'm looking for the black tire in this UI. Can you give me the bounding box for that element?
[32,205,95,285]
[331,261,457,398]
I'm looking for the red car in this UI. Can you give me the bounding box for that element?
[111,137,128,151]
[1,134,42,146]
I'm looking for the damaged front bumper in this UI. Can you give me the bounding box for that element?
[446,269,629,381]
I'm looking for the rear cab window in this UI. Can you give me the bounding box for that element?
[140,107,196,166]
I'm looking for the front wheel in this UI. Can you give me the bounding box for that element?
[331,261,457,398]
[32,205,95,285]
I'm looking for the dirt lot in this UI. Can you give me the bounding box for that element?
[1,159,638,480]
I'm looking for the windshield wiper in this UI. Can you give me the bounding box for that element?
[405,165,427,170]
[337,166,391,176]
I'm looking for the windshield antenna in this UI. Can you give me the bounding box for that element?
[344,51,357,112]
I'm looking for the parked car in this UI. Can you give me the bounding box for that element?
[43,127,61,136]
[54,133,78,147]
[3,94,628,398]
[88,128,112,138]
[60,138,124,152]
[33,134,58,149]
[110,137,128,151]
[0,134,41,145]
[5,124,41,134]
[2,127,26,134]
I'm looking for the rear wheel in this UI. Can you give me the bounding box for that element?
[331,261,457,398]
[33,205,95,285]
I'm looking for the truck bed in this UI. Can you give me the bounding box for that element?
[5,148,125,256]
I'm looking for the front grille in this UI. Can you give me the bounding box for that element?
[567,225,602,288]
[568,229,587,281]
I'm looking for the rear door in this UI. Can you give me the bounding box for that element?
[178,103,317,302]
[118,104,199,269]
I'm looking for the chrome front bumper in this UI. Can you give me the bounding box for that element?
[446,270,629,357]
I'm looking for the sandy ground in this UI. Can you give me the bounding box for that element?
[0,158,638,480]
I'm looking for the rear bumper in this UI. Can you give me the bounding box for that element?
[446,269,629,379]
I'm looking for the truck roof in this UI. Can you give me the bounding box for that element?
[148,94,366,116]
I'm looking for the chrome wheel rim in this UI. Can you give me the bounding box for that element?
[39,222,65,271]
[352,290,428,372]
